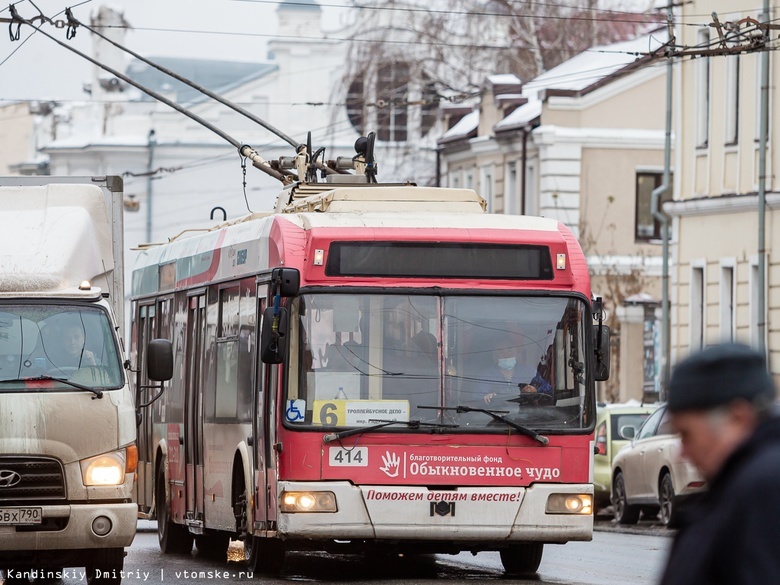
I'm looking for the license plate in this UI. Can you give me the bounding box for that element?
[329,446,368,467]
[0,507,42,525]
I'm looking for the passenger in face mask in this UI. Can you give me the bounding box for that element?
[478,340,552,405]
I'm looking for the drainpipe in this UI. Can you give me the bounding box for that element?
[757,0,770,354]
[145,128,156,243]
[521,127,528,215]
[651,7,673,400]
[435,146,441,188]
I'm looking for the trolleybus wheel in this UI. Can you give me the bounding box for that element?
[195,532,231,561]
[246,536,285,575]
[85,547,124,585]
[156,464,193,554]
[500,542,544,575]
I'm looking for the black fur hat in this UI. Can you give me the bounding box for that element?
[668,343,776,412]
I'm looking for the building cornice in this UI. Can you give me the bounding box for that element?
[665,192,780,217]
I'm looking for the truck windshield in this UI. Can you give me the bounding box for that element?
[0,305,123,391]
[285,293,592,433]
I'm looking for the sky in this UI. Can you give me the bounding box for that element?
[0,0,348,102]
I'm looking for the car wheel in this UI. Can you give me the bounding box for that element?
[500,542,544,575]
[659,472,676,527]
[612,471,640,525]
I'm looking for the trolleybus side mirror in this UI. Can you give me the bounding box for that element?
[261,306,289,364]
[273,267,300,298]
[593,325,611,381]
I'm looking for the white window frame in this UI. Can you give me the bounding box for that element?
[696,29,711,148]
[719,258,736,342]
[749,255,764,348]
[505,161,518,215]
[525,160,537,216]
[725,55,739,145]
[690,260,706,350]
[480,164,494,212]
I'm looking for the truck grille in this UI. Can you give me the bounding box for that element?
[0,457,66,504]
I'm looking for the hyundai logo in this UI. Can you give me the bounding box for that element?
[0,470,22,488]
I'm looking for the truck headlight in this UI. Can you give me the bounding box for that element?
[280,491,337,513]
[546,493,592,515]
[80,449,127,486]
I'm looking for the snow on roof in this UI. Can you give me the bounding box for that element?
[497,29,667,131]
[439,110,479,143]
[487,74,522,86]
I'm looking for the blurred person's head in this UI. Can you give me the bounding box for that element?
[668,343,776,481]
[60,321,86,359]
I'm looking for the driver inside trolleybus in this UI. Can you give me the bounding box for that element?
[477,338,553,405]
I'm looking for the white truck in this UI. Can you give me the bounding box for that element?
[0,176,136,585]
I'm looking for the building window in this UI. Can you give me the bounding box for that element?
[696,29,711,148]
[635,171,673,241]
[750,259,761,347]
[720,262,735,342]
[690,265,705,351]
[525,161,537,216]
[481,165,494,212]
[725,55,740,145]
[505,162,518,215]
[346,62,438,143]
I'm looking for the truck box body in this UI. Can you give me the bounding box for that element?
[0,176,135,583]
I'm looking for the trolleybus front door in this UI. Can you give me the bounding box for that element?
[185,293,207,523]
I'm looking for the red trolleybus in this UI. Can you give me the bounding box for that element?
[131,164,610,576]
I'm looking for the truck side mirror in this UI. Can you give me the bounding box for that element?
[147,338,173,381]
[593,325,610,382]
[261,306,289,364]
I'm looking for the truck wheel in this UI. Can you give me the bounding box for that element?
[500,542,544,575]
[156,464,193,554]
[612,471,640,525]
[85,548,124,585]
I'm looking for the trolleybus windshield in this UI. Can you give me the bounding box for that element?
[286,294,592,433]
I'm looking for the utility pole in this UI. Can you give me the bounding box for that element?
[145,129,156,244]
[651,4,674,400]
[757,0,770,354]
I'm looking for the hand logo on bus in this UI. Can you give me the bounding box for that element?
[380,451,400,478]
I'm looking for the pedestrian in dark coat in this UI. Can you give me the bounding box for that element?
[659,343,780,585]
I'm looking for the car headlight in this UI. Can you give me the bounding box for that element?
[80,449,127,486]
[280,491,337,513]
[546,493,593,515]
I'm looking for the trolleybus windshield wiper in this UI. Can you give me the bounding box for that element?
[419,405,549,445]
[322,419,458,444]
[0,375,104,399]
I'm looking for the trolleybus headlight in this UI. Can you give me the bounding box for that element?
[280,491,337,513]
[80,449,127,486]
[545,494,592,515]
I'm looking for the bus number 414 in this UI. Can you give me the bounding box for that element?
[328,447,368,467]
